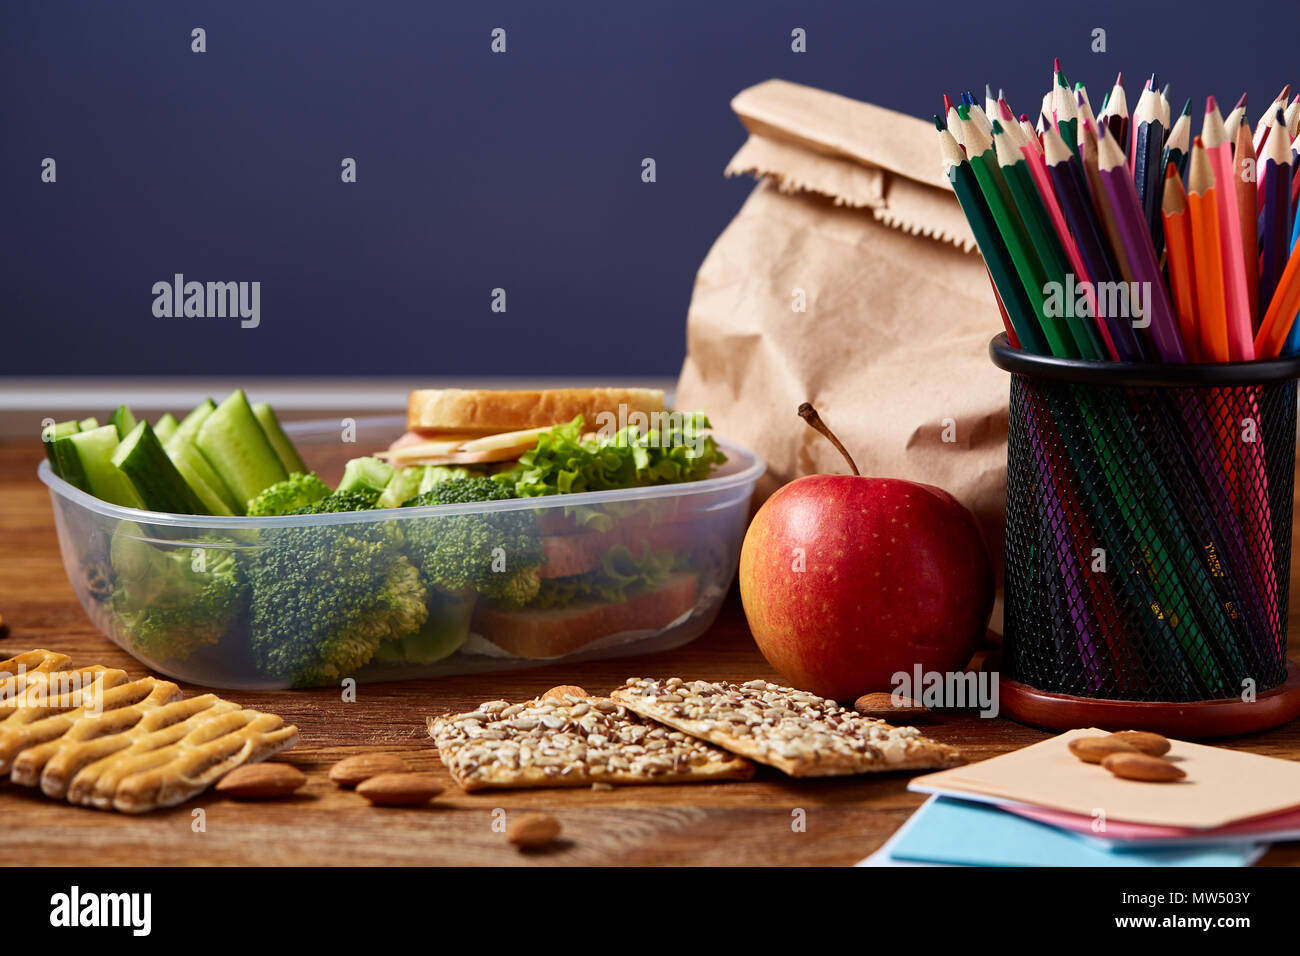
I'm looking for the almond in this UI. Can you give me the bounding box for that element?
[355,772,443,806]
[215,763,306,799]
[853,692,929,720]
[1101,752,1186,782]
[507,811,562,848]
[542,685,588,701]
[1068,735,1140,764]
[328,753,411,787]
[1109,730,1171,757]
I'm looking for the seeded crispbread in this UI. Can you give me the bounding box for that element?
[0,649,299,813]
[610,678,964,777]
[427,692,753,791]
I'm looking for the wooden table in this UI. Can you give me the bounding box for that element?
[3,438,1299,866]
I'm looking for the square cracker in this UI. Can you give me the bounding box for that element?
[610,678,964,777]
[428,693,754,791]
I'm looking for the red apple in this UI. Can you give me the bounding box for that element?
[739,404,993,702]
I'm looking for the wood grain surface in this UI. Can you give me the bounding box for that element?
[3,438,1299,866]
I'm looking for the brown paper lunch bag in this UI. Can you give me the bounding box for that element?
[675,78,1011,630]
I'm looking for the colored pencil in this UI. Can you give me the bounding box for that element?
[1161,165,1200,360]
[1223,92,1248,143]
[957,109,1073,356]
[1203,97,1255,360]
[994,120,1105,359]
[1054,68,1079,156]
[1253,237,1300,356]
[1044,126,1143,361]
[1161,99,1192,181]
[1260,110,1295,318]
[939,124,1048,353]
[1081,120,1136,286]
[1096,126,1187,362]
[1233,117,1260,326]
[1132,78,1167,255]
[1253,83,1291,156]
[1100,72,1128,150]
[1187,139,1231,362]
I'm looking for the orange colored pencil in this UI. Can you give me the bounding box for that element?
[1253,243,1300,357]
[1161,164,1200,361]
[1188,138,1230,362]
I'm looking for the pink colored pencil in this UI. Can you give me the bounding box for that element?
[1204,97,1256,360]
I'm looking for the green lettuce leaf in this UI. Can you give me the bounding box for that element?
[500,412,726,501]
[527,546,680,609]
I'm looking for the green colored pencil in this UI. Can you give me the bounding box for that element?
[991,120,1105,359]
[958,107,1074,357]
[937,124,1048,353]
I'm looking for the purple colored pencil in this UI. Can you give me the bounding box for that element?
[1259,110,1295,315]
[1026,403,1105,692]
[1096,125,1188,363]
[1042,127,1146,362]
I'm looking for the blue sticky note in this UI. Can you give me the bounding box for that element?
[888,797,1263,867]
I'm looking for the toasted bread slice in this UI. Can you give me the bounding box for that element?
[472,572,699,659]
[407,387,665,435]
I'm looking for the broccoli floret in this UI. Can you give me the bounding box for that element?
[402,478,544,608]
[245,472,331,516]
[297,488,382,514]
[109,524,246,661]
[245,491,427,686]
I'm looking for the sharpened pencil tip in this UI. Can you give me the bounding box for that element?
[1180,98,1192,116]
[1054,56,1061,72]
[1114,71,1124,87]
[1147,72,1158,90]
[1020,113,1030,122]
[1206,95,1218,113]
[985,83,994,101]
[934,114,945,131]
[1234,91,1248,110]
[943,93,954,113]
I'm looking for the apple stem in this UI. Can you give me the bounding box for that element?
[797,403,860,476]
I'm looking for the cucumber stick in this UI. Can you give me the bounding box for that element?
[78,417,99,431]
[153,412,179,443]
[42,420,80,467]
[195,390,287,505]
[251,402,308,474]
[55,426,143,507]
[164,434,239,515]
[112,422,208,514]
[109,405,137,440]
[175,399,216,442]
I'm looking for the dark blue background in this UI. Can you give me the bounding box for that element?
[4,1,1298,376]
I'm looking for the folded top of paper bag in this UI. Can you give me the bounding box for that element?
[725,79,977,251]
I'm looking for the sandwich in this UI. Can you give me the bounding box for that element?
[375,387,729,662]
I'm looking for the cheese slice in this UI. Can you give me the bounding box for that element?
[456,426,553,456]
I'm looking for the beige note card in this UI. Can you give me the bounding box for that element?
[910,728,1300,829]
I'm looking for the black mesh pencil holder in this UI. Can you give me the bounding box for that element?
[990,334,1300,736]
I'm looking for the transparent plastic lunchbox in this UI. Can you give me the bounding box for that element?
[39,415,764,690]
